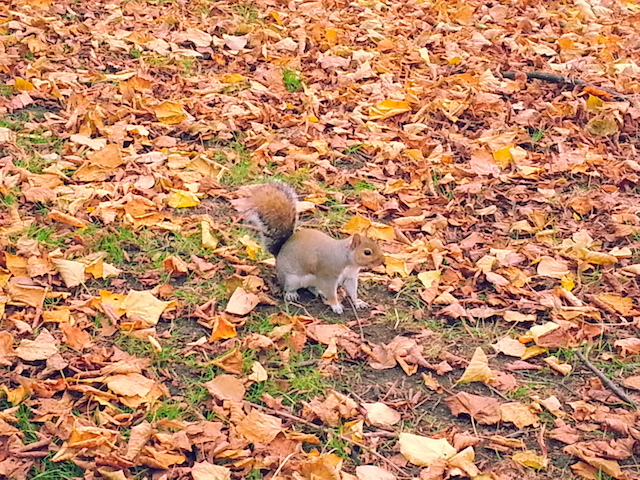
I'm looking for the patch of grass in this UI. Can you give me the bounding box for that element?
[354,180,376,192]
[245,312,276,335]
[13,155,56,174]
[13,224,68,248]
[222,157,253,186]
[0,85,13,97]
[0,192,17,207]
[288,367,330,399]
[325,429,350,458]
[179,57,197,75]
[344,144,363,156]
[282,69,303,93]
[148,401,186,422]
[233,1,260,21]
[84,226,139,264]
[29,454,84,480]
[0,115,21,129]
[530,129,545,142]
[16,404,39,444]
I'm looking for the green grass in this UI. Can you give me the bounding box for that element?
[344,144,364,156]
[233,1,260,21]
[29,454,84,480]
[0,85,13,97]
[353,180,376,192]
[16,404,39,443]
[12,224,68,248]
[282,69,303,93]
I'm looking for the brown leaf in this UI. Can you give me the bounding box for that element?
[15,329,59,361]
[236,410,282,444]
[446,392,501,425]
[225,287,259,316]
[212,348,243,374]
[203,375,245,402]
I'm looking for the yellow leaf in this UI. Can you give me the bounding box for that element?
[560,274,575,291]
[219,73,246,83]
[168,190,200,208]
[325,28,338,46]
[597,293,634,316]
[368,223,395,241]
[492,146,513,168]
[248,361,268,382]
[399,433,456,466]
[153,101,188,125]
[512,451,549,470]
[369,99,411,120]
[14,78,34,91]
[521,345,547,360]
[586,94,603,113]
[239,235,262,260]
[201,221,219,249]
[579,248,617,265]
[544,356,572,376]
[448,447,480,477]
[385,256,409,277]
[417,270,441,288]
[209,315,237,341]
[342,215,371,234]
[458,347,495,384]
[529,322,560,344]
[122,290,169,326]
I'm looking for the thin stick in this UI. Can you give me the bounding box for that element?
[245,401,408,477]
[500,71,631,101]
[345,296,364,341]
[575,350,637,408]
[272,452,295,479]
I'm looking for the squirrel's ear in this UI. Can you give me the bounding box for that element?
[351,234,362,248]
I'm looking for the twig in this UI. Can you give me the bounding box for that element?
[575,350,637,408]
[244,401,409,477]
[272,452,295,479]
[345,296,364,341]
[500,71,630,101]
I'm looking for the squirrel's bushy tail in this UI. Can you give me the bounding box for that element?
[231,182,298,256]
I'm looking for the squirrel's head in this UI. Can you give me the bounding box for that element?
[350,234,385,269]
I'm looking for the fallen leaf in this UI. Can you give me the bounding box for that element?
[457,347,495,384]
[15,329,59,361]
[362,403,401,428]
[225,287,259,316]
[236,410,282,444]
[203,375,245,402]
[398,433,456,467]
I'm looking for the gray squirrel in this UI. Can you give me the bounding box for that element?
[232,182,384,314]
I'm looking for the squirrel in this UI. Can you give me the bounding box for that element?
[232,182,384,314]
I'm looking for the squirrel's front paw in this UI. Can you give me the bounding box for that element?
[355,300,368,309]
[330,303,344,314]
[284,291,300,302]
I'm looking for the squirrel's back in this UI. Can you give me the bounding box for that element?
[231,182,298,255]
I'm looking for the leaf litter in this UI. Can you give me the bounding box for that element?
[1,0,640,479]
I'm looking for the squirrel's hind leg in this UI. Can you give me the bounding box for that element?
[281,273,314,304]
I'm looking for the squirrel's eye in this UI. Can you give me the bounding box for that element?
[364,249,372,256]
